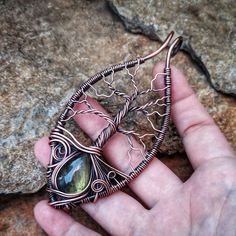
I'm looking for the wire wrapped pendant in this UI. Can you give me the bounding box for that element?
[47,32,183,208]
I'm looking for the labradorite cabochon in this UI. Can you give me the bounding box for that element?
[57,153,91,194]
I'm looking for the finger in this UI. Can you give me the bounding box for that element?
[81,191,145,235]
[153,63,235,169]
[73,97,182,208]
[34,136,51,167]
[34,139,147,235]
[34,200,100,236]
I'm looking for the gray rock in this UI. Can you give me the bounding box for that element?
[0,0,235,194]
[108,0,236,97]
[0,0,121,193]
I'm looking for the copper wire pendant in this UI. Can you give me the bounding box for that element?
[47,32,183,208]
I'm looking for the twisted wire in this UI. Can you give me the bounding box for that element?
[47,32,182,208]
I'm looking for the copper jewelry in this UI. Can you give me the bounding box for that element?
[47,32,183,209]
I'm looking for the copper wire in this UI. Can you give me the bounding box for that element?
[47,32,183,208]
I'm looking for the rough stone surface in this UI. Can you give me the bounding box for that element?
[0,0,235,196]
[0,0,143,194]
[0,192,45,236]
[109,0,236,97]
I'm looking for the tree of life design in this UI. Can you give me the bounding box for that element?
[47,32,183,209]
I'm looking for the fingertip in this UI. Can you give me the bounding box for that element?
[152,61,183,78]
[152,62,193,103]
[152,61,165,77]
[34,200,64,236]
[34,200,49,220]
[34,136,50,168]
[34,200,99,236]
[34,200,56,233]
[34,136,49,156]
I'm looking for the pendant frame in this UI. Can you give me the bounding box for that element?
[47,32,183,208]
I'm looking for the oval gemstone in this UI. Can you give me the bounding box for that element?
[57,153,91,194]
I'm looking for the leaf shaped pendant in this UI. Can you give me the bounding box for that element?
[47,32,183,208]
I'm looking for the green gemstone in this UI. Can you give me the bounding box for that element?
[57,153,91,194]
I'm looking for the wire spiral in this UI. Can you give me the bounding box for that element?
[47,32,183,208]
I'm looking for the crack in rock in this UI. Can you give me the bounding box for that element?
[108,0,236,98]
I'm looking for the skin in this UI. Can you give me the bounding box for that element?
[34,63,236,236]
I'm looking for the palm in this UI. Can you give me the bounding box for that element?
[146,157,236,236]
[34,63,236,236]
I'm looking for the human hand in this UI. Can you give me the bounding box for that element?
[34,63,236,236]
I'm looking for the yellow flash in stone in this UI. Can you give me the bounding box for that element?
[57,153,91,194]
